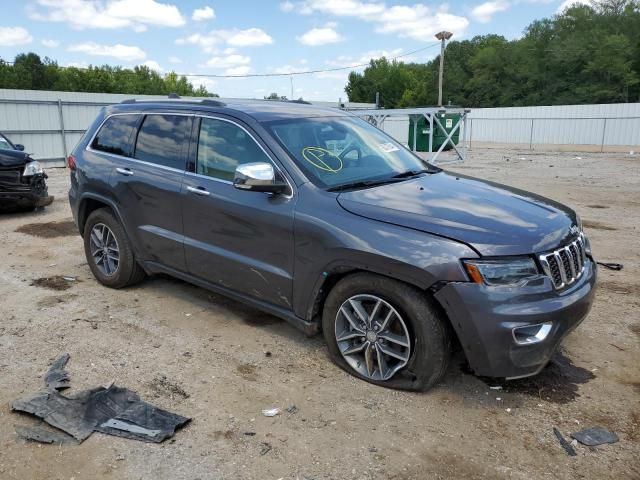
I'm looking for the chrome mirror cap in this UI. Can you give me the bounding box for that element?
[233,162,288,194]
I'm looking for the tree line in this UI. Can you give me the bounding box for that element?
[346,0,640,108]
[0,53,216,97]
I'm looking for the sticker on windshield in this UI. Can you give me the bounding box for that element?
[378,142,399,153]
[302,147,343,173]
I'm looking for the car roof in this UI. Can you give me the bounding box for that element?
[109,98,352,122]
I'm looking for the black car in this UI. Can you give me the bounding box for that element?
[0,133,53,211]
[68,98,596,391]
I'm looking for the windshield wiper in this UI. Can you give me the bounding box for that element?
[327,177,406,192]
[391,169,431,179]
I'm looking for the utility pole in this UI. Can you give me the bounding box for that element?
[435,31,453,107]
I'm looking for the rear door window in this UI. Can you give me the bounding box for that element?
[134,114,190,170]
[91,114,140,157]
[196,117,271,181]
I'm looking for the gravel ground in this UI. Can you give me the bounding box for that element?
[0,148,638,480]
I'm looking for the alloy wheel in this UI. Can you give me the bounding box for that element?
[89,223,120,276]
[334,294,411,381]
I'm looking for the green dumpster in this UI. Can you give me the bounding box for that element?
[408,113,460,152]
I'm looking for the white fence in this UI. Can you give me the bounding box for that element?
[1,88,639,166]
[467,103,640,152]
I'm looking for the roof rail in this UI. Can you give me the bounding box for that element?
[287,99,312,105]
[119,97,226,107]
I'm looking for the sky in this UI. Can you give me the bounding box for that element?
[0,0,584,101]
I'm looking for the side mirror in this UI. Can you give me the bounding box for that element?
[233,162,288,194]
[15,144,25,151]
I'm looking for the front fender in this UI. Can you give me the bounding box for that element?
[292,185,478,321]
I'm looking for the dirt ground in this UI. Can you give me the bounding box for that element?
[0,148,638,480]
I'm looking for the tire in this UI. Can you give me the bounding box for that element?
[322,273,451,391]
[83,208,146,289]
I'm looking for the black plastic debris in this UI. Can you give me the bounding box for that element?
[596,262,623,271]
[571,426,619,446]
[44,353,71,390]
[11,354,190,444]
[14,424,77,445]
[553,428,577,456]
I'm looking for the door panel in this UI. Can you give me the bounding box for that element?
[182,116,295,308]
[110,160,186,271]
[108,114,191,272]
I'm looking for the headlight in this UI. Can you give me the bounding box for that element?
[23,161,43,177]
[463,258,539,286]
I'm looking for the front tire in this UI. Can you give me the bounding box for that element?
[83,208,146,288]
[322,273,451,391]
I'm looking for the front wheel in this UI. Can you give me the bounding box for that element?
[322,273,451,391]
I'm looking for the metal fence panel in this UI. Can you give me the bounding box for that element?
[1,88,640,165]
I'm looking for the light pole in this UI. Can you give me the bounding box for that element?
[435,30,453,107]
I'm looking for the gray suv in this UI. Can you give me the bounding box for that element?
[68,99,597,391]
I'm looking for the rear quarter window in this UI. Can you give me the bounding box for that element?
[134,114,190,170]
[91,114,140,157]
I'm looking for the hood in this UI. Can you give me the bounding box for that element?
[0,148,31,168]
[336,171,579,256]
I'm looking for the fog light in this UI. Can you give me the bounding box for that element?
[512,322,552,345]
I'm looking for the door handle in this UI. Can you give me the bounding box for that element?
[187,186,210,196]
[116,167,133,176]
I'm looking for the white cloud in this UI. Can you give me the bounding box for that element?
[68,42,146,61]
[297,26,344,46]
[0,27,33,46]
[29,0,185,31]
[41,38,60,48]
[225,65,252,75]
[142,60,163,71]
[176,28,273,52]
[375,5,469,40]
[471,0,510,23]
[214,28,274,47]
[205,54,251,69]
[175,33,219,52]
[556,0,591,13]
[168,56,182,64]
[192,6,215,21]
[279,1,295,11]
[284,1,469,41]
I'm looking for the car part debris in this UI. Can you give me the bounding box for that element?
[44,353,71,390]
[11,354,190,444]
[260,442,272,455]
[571,426,619,446]
[596,262,623,271]
[262,408,280,417]
[14,424,77,445]
[553,427,577,456]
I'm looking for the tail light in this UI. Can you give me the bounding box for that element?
[67,154,76,170]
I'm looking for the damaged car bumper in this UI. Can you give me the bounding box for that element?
[435,258,597,379]
[0,172,54,210]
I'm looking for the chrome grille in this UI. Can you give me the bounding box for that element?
[539,233,587,289]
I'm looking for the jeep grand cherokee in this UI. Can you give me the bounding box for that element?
[68,99,597,390]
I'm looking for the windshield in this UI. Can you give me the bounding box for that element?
[265,116,435,189]
[0,134,13,150]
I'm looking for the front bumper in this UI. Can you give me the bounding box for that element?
[434,258,597,378]
[0,173,53,210]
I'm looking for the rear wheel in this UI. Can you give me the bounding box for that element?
[83,208,146,288]
[322,273,451,391]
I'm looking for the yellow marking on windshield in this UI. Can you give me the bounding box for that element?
[302,147,343,173]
